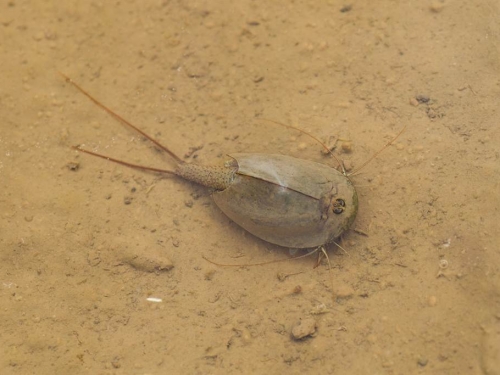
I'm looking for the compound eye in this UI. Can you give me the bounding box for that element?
[333,198,345,215]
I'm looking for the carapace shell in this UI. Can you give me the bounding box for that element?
[63,74,359,249]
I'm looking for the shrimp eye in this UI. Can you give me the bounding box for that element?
[333,198,345,214]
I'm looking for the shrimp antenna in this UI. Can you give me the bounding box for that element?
[349,125,407,177]
[259,118,343,169]
[59,72,183,164]
[202,248,320,267]
[72,145,177,175]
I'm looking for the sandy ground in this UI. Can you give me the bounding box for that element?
[1,1,500,374]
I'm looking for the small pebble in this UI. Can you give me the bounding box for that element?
[297,142,307,151]
[292,285,302,294]
[427,108,437,118]
[417,357,429,366]
[428,295,437,307]
[277,272,287,282]
[119,247,174,273]
[111,359,121,369]
[409,97,419,106]
[67,162,80,171]
[333,284,355,299]
[416,94,430,103]
[291,318,317,340]
[33,31,44,41]
[429,2,445,13]
[204,269,216,281]
[341,141,352,153]
[239,327,253,345]
[310,303,329,315]
[210,90,224,101]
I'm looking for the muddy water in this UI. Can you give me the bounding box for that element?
[1,1,499,374]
